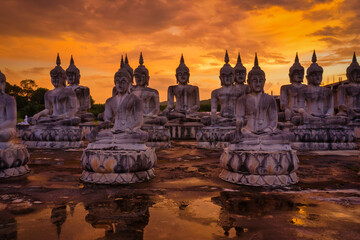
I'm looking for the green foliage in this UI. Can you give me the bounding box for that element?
[89,104,105,120]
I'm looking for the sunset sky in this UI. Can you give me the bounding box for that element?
[0,0,359,103]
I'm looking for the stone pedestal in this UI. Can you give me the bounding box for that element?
[196,126,235,149]
[142,125,171,148]
[80,142,157,184]
[79,122,96,140]
[219,140,299,187]
[0,142,30,179]
[291,125,357,150]
[21,125,84,149]
[165,122,203,139]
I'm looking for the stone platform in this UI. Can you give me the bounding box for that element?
[80,142,157,184]
[142,125,171,148]
[21,125,84,149]
[165,122,203,139]
[0,142,30,179]
[196,126,235,149]
[219,141,299,187]
[79,122,96,140]
[291,125,358,150]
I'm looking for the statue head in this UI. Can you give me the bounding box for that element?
[219,50,235,86]
[289,53,304,84]
[134,52,150,87]
[233,52,246,84]
[176,54,190,85]
[346,52,360,84]
[66,55,81,85]
[50,53,67,88]
[124,54,134,83]
[114,56,132,95]
[0,70,6,94]
[306,50,323,86]
[247,53,266,93]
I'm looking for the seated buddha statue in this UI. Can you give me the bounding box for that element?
[233,52,249,96]
[30,54,80,126]
[337,52,360,122]
[0,71,16,142]
[279,53,307,124]
[303,51,343,124]
[87,60,147,143]
[66,55,94,122]
[132,52,167,125]
[162,55,200,122]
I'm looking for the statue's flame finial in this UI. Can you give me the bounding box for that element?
[225,50,229,64]
[70,55,74,65]
[56,53,61,66]
[180,54,185,64]
[120,55,124,68]
[254,52,259,67]
[237,52,242,64]
[312,50,317,63]
[125,54,129,64]
[139,52,144,65]
[295,52,299,63]
[352,52,357,63]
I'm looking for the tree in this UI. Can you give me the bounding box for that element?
[20,79,37,100]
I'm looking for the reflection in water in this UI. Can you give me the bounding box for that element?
[84,195,153,240]
[51,205,67,238]
[212,191,297,238]
[0,210,17,240]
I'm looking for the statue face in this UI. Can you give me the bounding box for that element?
[176,71,189,85]
[307,72,322,86]
[134,73,148,87]
[115,76,130,94]
[249,75,265,93]
[220,72,234,86]
[350,70,360,83]
[0,80,5,94]
[290,70,304,84]
[51,75,65,88]
[234,70,246,84]
[67,72,77,85]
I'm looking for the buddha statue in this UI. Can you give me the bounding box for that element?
[0,71,16,142]
[132,52,167,125]
[279,53,307,124]
[233,52,249,95]
[30,54,80,126]
[337,52,360,122]
[0,70,30,178]
[303,50,341,124]
[162,55,200,122]
[66,55,94,122]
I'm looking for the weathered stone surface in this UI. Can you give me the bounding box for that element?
[166,122,203,139]
[196,126,235,149]
[142,125,171,148]
[0,143,30,179]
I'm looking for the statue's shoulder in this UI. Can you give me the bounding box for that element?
[62,87,77,96]
[3,93,15,104]
[188,84,199,90]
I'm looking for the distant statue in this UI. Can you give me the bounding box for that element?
[279,53,307,124]
[132,52,167,125]
[0,71,16,142]
[66,55,94,122]
[337,52,360,122]
[236,53,278,137]
[233,52,249,95]
[30,54,80,126]
[162,55,200,121]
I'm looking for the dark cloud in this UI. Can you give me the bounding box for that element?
[228,0,332,11]
[20,67,49,76]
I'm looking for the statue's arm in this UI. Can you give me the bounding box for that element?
[235,97,246,130]
[210,90,218,116]
[326,90,334,116]
[189,86,200,112]
[33,92,50,119]
[266,97,278,131]
[104,99,114,123]
[163,86,174,112]
[337,86,346,112]
[279,86,288,111]
[130,97,144,130]
[149,90,160,115]
[82,87,91,111]
[64,91,77,118]
[0,96,17,129]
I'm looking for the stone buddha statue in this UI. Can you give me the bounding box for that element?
[30,54,80,126]
[132,52,167,125]
[337,52,360,122]
[303,50,341,124]
[279,53,307,124]
[66,55,94,122]
[235,53,278,138]
[233,52,249,95]
[0,71,16,142]
[162,55,200,121]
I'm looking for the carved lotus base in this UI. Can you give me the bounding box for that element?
[80,144,157,184]
[292,125,357,150]
[165,122,203,139]
[196,126,235,149]
[142,125,171,148]
[81,168,156,184]
[0,143,30,179]
[21,125,84,149]
[220,146,299,187]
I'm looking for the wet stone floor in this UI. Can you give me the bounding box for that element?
[0,141,359,240]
